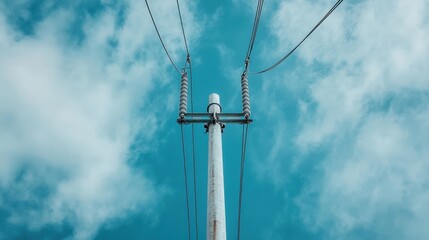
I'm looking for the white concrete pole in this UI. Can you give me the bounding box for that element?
[207,93,227,240]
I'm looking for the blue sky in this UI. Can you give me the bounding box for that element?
[1,0,429,239]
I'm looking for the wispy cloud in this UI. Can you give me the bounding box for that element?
[232,0,257,13]
[0,0,199,239]
[256,0,429,238]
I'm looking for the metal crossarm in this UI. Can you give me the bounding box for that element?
[177,112,252,125]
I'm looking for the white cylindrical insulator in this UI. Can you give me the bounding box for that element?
[179,72,188,118]
[208,93,221,114]
[241,74,251,118]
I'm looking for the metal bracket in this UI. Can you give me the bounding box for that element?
[177,112,252,126]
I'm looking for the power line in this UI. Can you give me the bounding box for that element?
[244,0,265,72]
[145,0,181,74]
[237,4,257,235]
[252,0,344,74]
[176,0,190,60]
[180,124,192,240]
[246,0,264,59]
[146,4,192,237]
[176,1,198,238]
[237,124,249,240]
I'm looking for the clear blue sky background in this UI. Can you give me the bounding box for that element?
[1,0,429,239]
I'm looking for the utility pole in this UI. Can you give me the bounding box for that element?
[206,93,226,240]
[178,71,251,240]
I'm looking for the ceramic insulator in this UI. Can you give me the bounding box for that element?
[179,72,188,118]
[241,74,251,118]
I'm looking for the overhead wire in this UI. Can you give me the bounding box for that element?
[145,0,181,74]
[252,0,344,74]
[180,124,192,240]
[236,2,260,236]
[176,0,199,239]
[244,0,265,72]
[146,0,194,237]
[237,124,249,240]
[246,0,263,59]
[177,0,190,60]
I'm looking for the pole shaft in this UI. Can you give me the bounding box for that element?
[207,94,227,240]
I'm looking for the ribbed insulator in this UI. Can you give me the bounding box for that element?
[179,72,188,118]
[241,73,251,118]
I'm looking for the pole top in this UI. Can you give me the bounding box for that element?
[208,93,222,114]
[209,93,220,104]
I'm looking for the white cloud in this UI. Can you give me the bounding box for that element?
[297,107,429,239]
[232,0,257,13]
[0,0,199,239]
[257,0,429,238]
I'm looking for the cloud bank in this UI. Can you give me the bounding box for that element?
[0,0,199,239]
[257,0,429,238]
